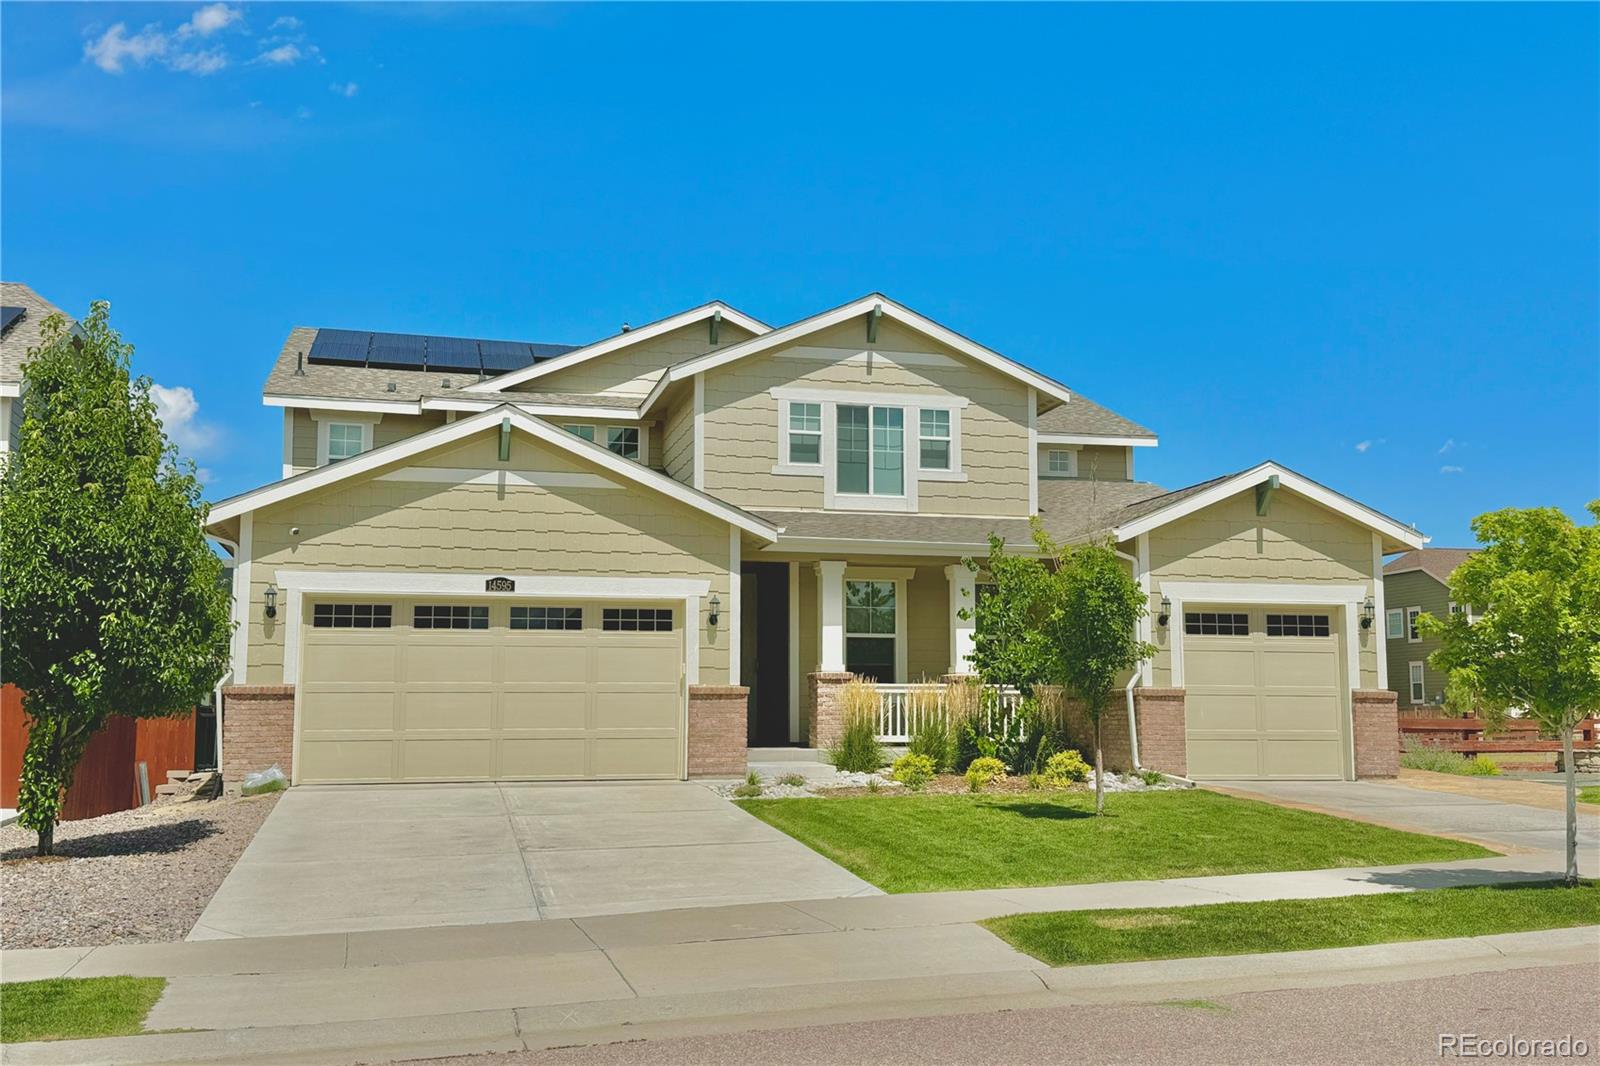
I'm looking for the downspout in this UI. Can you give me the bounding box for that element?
[209,533,241,784]
[1114,548,1145,770]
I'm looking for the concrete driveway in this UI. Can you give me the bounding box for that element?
[190,783,878,940]
[1213,779,1600,855]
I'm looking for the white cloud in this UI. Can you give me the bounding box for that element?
[175,3,241,40]
[1440,465,1464,475]
[1438,438,1456,455]
[270,15,303,31]
[168,48,228,75]
[84,23,170,74]
[150,384,221,456]
[1354,438,1385,454]
[253,43,305,66]
[330,81,359,98]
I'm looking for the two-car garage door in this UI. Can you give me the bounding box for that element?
[1183,606,1348,780]
[296,599,684,784]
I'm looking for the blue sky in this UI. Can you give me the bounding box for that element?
[3,2,1595,547]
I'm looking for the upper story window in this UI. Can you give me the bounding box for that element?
[788,403,822,465]
[565,425,596,442]
[316,419,373,466]
[837,404,904,497]
[1046,449,1077,476]
[1386,608,1405,640]
[919,410,951,471]
[1406,606,1422,643]
[607,427,639,461]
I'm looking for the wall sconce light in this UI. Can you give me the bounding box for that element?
[1360,595,1375,630]
[708,593,721,627]
[1158,595,1171,628]
[264,584,279,619]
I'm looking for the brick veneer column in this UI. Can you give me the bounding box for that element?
[1352,689,1400,778]
[807,672,854,748]
[687,685,748,777]
[1133,688,1187,777]
[222,685,295,790]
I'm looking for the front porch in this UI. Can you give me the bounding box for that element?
[736,556,981,747]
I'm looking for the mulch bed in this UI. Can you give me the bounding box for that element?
[0,791,279,949]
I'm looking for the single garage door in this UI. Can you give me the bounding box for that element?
[1183,606,1348,780]
[296,598,684,783]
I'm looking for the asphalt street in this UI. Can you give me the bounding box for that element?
[422,962,1600,1066]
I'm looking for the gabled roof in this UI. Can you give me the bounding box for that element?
[464,301,770,394]
[206,405,780,540]
[639,293,1077,414]
[1,281,77,391]
[1036,393,1157,444]
[1098,461,1426,550]
[1383,547,1477,584]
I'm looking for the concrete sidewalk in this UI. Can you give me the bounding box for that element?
[5,926,1594,1066]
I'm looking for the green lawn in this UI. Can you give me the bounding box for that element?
[1580,786,1600,806]
[736,790,1494,893]
[0,976,167,1043]
[984,882,1600,966]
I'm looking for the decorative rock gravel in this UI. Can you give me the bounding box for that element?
[0,791,279,949]
[713,767,1188,800]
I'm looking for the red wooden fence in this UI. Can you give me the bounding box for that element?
[1,683,197,821]
[1398,715,1599,754]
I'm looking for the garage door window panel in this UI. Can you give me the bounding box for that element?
[313,603,393,628]
[1265,613,1331,638]
[511,606,583,631]
[414,604,490,630]
[602,607,673,632]
[1184,612,1249,636]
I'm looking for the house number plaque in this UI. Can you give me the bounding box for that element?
[485,577,515,592]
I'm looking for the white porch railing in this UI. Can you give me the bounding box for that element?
[874,684,1023,744]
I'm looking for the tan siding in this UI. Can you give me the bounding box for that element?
[243,427,732,687]
[1383,569,1453,709]
[662,395,694,484]
[512,321,757,398]
[1145,490,1379,689]
[373,412,449,449]
[1039,443,1128,481]
[700,313,1032,516]
[289,410,449,474]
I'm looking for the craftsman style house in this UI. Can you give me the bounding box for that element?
[206,294,1421,786]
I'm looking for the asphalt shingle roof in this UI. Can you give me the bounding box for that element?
[0,282,75,384]
[1036,393,1156,439]
[1383,547,1477,584]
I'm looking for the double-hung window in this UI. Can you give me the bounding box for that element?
[1408,662,1425,704]
[607,427,639,461]
[844,579,897,682]
[1386,608,1405,640]
[1046,449,1076,476]
[788,402,821,465]
[918,410,951,471]
[1406,607,1422,643]
[837,405,904,497]
[325,422,366,463]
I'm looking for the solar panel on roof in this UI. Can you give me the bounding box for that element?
[425,335,482,373]
[478,339,536,373]
[367,332,428,370]
[307,328,371,366]
[529,342,581,360]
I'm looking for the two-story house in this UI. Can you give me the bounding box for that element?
[206,294,1423,787]
[1381,548,1478,712]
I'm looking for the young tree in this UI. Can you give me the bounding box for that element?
[1418,503,1600,885]
[0,303,232,855]
[968,522,1153,813]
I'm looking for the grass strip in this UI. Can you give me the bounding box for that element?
[736,790,1494,893]
[0,976,167,1043]
[983,881,1599,966]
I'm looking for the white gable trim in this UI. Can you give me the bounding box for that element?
[639,294,1075,414]
[207,405,779,540]
[463,302,770,394]
[1038,433,1159,448]
[1113,462,1425,549]
[264,393,646,421]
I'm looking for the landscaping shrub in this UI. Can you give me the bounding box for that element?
[945,680,984,771]
[965,756,1007,792]
[906,685,956,772]
[1400,737,1474,775]
[1139,769,1166,787]
[733,770,763,798]
[892,753,936,791]
[776,773,807,787]
[828,678,886,773]
[1041,749,1091,788]
[1464,754,1501,776]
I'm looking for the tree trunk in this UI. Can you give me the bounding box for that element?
[1561,724,1578,887]
[38,820,54,857]
[1093,716,1105,815]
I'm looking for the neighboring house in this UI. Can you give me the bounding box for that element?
[1381,548,1478,712]
[206,293,1423,787]
[1,281,78,455]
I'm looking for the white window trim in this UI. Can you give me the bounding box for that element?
[1385,607,1405,640]
[606,425,644,463]
[843,569,909,684]
[1044,447,1079,478]
[768,386,965,508]
[1406,606,1422,644]
[313,411,382,467]
[1408,661,1425,704]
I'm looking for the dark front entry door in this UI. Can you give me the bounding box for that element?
[740,562,791,746]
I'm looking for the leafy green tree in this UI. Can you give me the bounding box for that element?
[968,521,1154,813]
[0,303,232,855]
[1418,504,1600,885]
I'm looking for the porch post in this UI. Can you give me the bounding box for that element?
[944,564,977,675]
[815,560,847,672]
